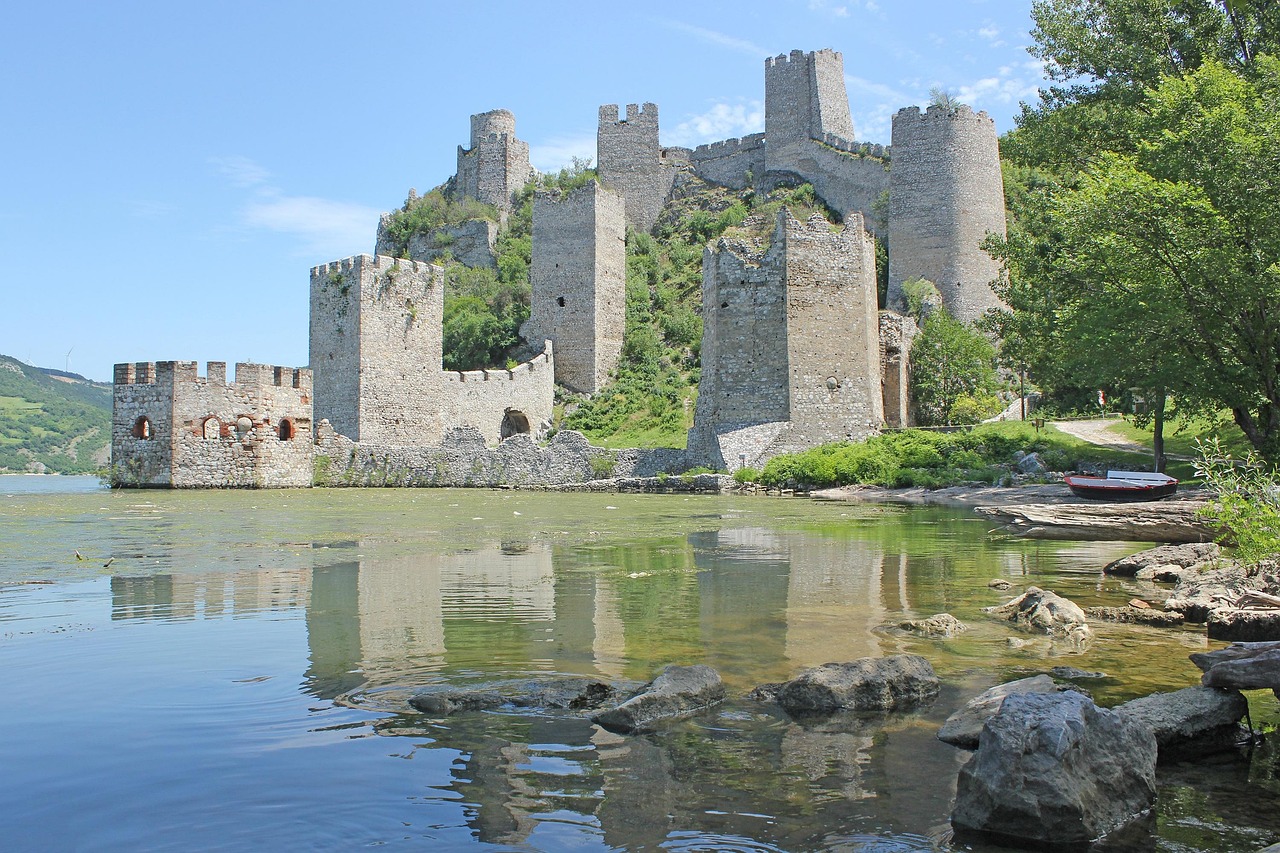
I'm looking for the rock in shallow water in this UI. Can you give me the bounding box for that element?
[985,586,1092,644]
[897,613,968,638]
[771,654,940,715]
[1115,686,1248,761]
[1191,641,1280,691]
[591,664,724,734]
[409,676,623,716]
[1103,543,1220,577]
[952,691,1157,848]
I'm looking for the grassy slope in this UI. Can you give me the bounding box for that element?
[0,355,111,473]
[1107,413,1252,460]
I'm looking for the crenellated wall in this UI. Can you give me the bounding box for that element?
[524,183,626,393]
[112,361,313,488]
[438,345,556,445]
[886,104,1007,324]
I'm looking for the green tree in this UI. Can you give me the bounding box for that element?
[909,308,1001,426]
[991,57,1280,460]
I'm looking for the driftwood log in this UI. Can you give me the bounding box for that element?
[975,500,1216,543]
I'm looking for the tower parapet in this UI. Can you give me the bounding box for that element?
[111,361,313,488]
[886,104,1006,324]
[454,109,532,221]
[524,183,626,393]
[597,103,679,233]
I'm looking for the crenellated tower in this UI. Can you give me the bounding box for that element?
[454,109,532,221]
[886,104,1006,325]
[309,255,445,444]
[764,49,856,168]
[596,103,679,233]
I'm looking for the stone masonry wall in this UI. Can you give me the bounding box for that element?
[761,141,890,237]
[779,211,882,451]
[112,361,174,486]
[687,209,882,469]
[310,255,445,444]
[438,345,556,446]
[886,104,1006,325]
[690,134,767,190]
[765,50,855,172]
[524,183,626,393]
[879,312,919,429]
[597,103,678,233]
[112,361,313,488]
[454,109,531,220]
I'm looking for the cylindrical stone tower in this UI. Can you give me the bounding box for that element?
[886,104,1006,325]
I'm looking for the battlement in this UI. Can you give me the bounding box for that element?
[894,103,994,126]
[114,360,312,391]
[765,48,842,69]
[310,254,437,281]
[599,102,659,127]
[444,346,551,384]
[691,133,767,161]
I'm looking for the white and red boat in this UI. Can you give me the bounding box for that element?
[1064,470,1179,501]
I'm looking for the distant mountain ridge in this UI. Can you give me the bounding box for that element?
[0,354,111,474]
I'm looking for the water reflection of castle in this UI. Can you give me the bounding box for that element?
[108,530,1003,847]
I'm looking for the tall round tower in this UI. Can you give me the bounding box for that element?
[886,104,1006,325]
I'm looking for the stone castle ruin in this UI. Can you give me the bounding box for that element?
[112,48,1005,488]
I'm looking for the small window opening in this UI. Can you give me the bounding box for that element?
[278,418,295,441]
[132,416,153,439]
[202,417,221,439]
[557,296,566,308]
[720,301,729,309]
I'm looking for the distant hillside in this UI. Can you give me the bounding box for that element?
[0,355,111,474]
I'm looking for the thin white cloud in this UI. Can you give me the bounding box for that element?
[668,100,764,147]
[242,193,378,256]
[659,20,769,57]
[529,133,597,174]
[977,25,1002,45]
[212,155,377,257]
[845,74,911,105]
[210,155,271,188]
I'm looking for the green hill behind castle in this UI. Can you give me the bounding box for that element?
[0,355,111,474]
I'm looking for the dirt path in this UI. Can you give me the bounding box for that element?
[1050,418,1150,454]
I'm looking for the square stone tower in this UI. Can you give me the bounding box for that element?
[524,183,626,394]
[764,49,856,169]
[689,208,882,469]
[309,255,445,443]
[597,103,677,233]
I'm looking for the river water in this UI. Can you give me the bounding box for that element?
[1,477,1277,851]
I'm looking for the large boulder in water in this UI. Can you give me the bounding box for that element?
[938,675,1085,749]
[591,664,724,734]
[771,654,940,715]
[985,586,1092,644]
[1115,686,1248,760]
[1191,641,1280,691]
[952,691,1157,848]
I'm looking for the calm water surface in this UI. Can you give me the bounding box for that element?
[1,485,1277,851]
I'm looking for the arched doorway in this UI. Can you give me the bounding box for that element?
[501,409,531,439]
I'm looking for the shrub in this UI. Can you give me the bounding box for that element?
[733,467,761,485]
[1195,438,1280,565]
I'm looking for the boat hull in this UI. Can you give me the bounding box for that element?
[1064,475,1178,502]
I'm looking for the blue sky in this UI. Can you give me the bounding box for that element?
[1,1,1044,382]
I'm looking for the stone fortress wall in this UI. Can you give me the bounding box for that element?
[523,182,626,393]
[112,360,313,488]
[309,254,555,448]
[114,46,1006,487]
